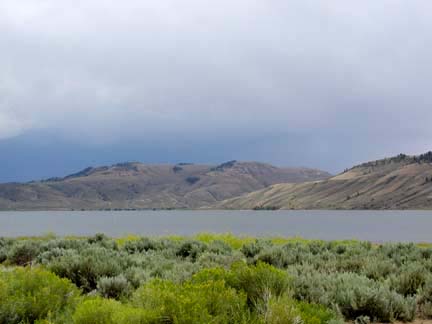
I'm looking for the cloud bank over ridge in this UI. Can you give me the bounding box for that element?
[0,0,431,180]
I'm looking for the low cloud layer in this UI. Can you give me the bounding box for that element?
[1,1,432,179]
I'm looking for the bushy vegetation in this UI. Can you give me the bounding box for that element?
[253,206,280,211]
[1,233,432,323]
[0,267,79,323]
[185,176,200,185]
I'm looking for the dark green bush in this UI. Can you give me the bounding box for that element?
[7,240,41,266]
[0,248,6,264]
[185,176,200,184]
[46,246,131,292]
[389,262,428,296]
[291,270,415,322]
[41,238,89,252]
[255,247,293,268]
[176,240,207,260]
[123,267,150,289]
[256,243,316,269]
[241,239,272,258]
[97,274,131,299]
[37,247,70,264]
[208,239,233,255]
[87,233,118,250]
[362,257,397,280]
[417,276,432,318]
[87,233,109,244]
[122,237,160,254]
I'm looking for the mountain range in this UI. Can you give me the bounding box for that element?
[2,152,432,210]
[0,161,329,210]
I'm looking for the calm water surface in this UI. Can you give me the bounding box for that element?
[0,210,431,242]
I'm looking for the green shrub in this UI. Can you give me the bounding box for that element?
[208,239,233,255]
[389,262,428,296]
[361,257,397,280]
[378,243,420,266]
[255,244,316,269]
[122,237,172,254]
[0,248,6,264]
[229,262,291,307]
[176,240,207,260]
[73,298,158,324]
[97,274,131,299]
[87,233,118,250]
[263,295,302,324]
[132,279,248,324]
[241,239,272,258]
[291,270,415,322]
[41,238,88,252]
[46,247,131,292]
[160,261,200,283]
[123,267,150,289]
[255,247,294,268]
[123,237,159,254]
[0,238,12,248]
[417,276,432,318]
[0,267,80,324]
[7,240,41,266]
[1,235,431,323]
[192,262,291,311]
[87,233,109,244]
[197,251,244,269]
[185,176,200,185]
[296,301,339,324]
[126,252,197,283]
[37,247,70,264]
[191,266,231,283]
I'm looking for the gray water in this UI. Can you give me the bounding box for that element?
[0,210,431,242]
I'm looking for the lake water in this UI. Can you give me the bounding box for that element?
[0,210,431,242]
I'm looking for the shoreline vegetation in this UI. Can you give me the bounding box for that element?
[1,234,432,323]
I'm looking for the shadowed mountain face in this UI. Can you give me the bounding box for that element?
[0,161,330,210]
[215,153,432,210]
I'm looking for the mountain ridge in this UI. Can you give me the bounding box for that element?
[214,152,432,210]
[0,160,330,210]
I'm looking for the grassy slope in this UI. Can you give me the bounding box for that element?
[215,154,432,210]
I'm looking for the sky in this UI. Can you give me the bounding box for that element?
[1,0,432,182]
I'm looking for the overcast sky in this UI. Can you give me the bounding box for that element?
[1,0,432,182]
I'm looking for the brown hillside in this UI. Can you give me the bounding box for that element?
[215,153,432,210]
[0,161,330,210]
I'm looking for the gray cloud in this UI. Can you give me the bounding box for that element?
[1,0,432,174]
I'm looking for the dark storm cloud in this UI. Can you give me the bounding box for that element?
[1,0,432,178]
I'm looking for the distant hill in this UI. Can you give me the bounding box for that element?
[214,152,432,210]
[0,161,330,210]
